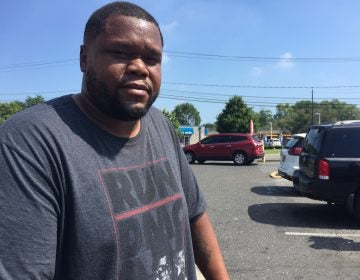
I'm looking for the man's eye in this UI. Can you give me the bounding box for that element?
[112,51,129,58]
[146,57,161,65]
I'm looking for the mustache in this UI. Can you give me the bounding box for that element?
[117,79,153,93]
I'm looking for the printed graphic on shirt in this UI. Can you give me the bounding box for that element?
[99,158,187,279]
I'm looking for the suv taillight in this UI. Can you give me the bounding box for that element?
[318,159,329,180]
[288,147,302,156]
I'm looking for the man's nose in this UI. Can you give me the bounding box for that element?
[126,58,149,77]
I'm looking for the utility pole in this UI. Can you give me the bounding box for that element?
[311,88,314,125]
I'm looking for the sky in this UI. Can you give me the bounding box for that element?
[1,0,360,124]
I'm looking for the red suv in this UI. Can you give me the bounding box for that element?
[183,133,264,165]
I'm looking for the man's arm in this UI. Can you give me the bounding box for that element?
[191,212,230,280]
[0,142,59,278]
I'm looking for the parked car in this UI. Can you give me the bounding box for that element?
[297,120,360,219]
[265,138,282,148]
[278,133,306,182]
[183,133,264,165]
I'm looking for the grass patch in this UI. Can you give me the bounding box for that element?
[265,148,281,155]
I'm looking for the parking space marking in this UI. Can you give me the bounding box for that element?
[285,232,360,237]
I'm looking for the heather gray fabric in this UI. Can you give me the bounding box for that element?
[0,95,206,280]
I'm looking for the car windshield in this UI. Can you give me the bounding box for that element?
[252,135,260,142]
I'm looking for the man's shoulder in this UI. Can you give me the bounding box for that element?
[146,107,170,126]
[0,95,74,139]
[147,106,164,118]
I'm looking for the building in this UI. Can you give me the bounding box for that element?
[179,126,209,146]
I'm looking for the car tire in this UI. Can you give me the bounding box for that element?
[247,159,254,165]
[233,151,247,165]
[292,170,301,194]
[185,151,195,164]
[353,190,360,221]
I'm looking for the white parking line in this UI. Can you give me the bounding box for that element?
[285,232,360,237]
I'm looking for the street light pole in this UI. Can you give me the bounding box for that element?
[270,122,272,139]
[315,112,321,124]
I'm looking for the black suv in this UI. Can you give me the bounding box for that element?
[297,120,360,218]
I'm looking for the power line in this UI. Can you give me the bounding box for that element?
[161,88,360,100]
[159,95,360,109]
[165,51,360,62]
[1,50,360,72]
[0,59,77,70]
[1,87,360,101]
[162,82,360,89]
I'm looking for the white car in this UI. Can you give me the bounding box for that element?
[265,138,282,148]
[278,133,306,182]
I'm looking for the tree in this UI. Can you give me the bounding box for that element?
[203,122,217,131]
[257,109,273,128]
[173,103,201,126]
[23,95,44,108]
[0,95,45,124]
[161,109,181,135]
[273,99,360,133]
[216,96,255,133]
[0,102,23,124]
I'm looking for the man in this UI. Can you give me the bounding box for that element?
[0,2,229,279]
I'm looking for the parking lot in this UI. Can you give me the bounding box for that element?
[191,160,360,280]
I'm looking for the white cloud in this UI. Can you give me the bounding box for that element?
[160,20,178,33]
[251,66,263,77]
[276,52,294,69]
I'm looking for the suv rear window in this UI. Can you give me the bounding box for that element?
[322,127,360,157]
[302,128,325,156]
[284,138,297,149]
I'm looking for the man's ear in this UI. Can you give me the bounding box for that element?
[80,45,88,73]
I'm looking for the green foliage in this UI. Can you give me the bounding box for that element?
[24,95,45,108]
[173,103,201,126]
[216,96,256,133]
[0,95,44,124]
[273,99,360,133]
[257,109,273,127]
[161,109,181,136]
[203,122,217,131]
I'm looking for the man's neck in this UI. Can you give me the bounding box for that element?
[72,93,141,138]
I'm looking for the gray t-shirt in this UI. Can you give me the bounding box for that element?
[0,95,206,280]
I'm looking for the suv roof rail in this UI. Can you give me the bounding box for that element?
[334,120,360,126]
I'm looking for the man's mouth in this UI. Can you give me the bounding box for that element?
[120,83,150,97]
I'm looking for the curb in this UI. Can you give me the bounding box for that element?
[270,171,282,179]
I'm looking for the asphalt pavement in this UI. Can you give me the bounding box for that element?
[190,160,360,279]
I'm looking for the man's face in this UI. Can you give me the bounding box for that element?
[80,15,162,121]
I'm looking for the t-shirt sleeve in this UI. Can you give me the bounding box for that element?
[161,116,207,223]
[178,148,207,223]
[0,142,60,279]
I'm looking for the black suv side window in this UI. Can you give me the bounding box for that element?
[322,127,360,157]
[302,128,325,155]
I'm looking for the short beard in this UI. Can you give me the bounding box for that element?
[85,69,157,121]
